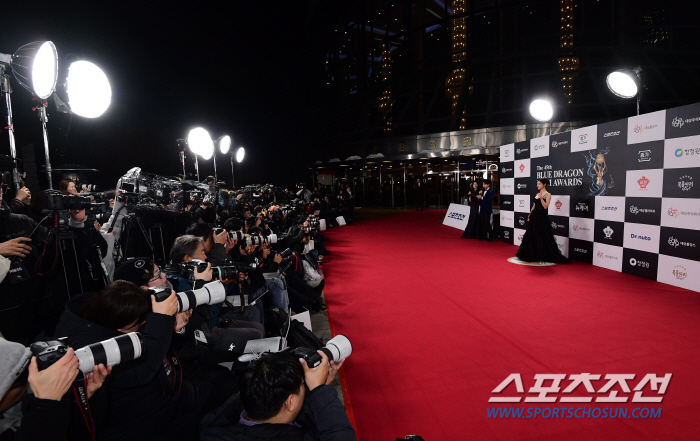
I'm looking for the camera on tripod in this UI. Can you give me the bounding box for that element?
[30,333,144,373]
[46,193,92,211]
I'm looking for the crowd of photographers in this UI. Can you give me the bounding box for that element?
[0,171,355,441]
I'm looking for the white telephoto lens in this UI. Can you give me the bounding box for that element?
[325,335,352,362]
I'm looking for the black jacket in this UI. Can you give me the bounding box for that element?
[54,293,211,441]
[200,385,356,441]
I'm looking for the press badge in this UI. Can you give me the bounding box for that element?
[7,257,30,284]
[194,330,208,344]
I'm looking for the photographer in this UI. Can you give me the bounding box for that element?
[66,207,109,293]
[185,223,236,266]
[0,337,110,441]
[201,350,355,441]
[54,280,222,441]
[59,178,78,196]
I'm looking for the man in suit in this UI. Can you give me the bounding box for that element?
[414,178,425,211]
[476,179,494,242]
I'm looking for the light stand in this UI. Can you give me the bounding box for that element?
[230,153,235,188]
[34,99,54,189]
[0,63,21,192]
[212,148,218,183]
[194,155,200,182]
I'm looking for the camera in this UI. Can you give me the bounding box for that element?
[46,193,92,211]
[289,335,352,368]
[279,248,293,259]
[213,228,245,242]
[148,280,226,312]
[262,233,278,244]
[245,235,264,246]
[81,184,99,192]
[30,333,144,373]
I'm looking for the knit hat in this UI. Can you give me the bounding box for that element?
[0,338,31,398]
[114,257,153,287]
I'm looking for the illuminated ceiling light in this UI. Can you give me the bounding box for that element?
[606,67,641,99]
[235,146,245,163]
[0,41,59,99]
[218,135,231,154]
[188,127,214,160]
[66,60,112,118]
[529,99,554,122]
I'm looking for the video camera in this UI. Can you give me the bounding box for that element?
[45,192,92,211]
[30,333,144,373]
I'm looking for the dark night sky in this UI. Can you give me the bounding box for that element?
[2,1,333,189]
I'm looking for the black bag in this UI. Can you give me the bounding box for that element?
[264,305,289,337]
[286,319,323,350]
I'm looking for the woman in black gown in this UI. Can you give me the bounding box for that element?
[516,178,569,263]
[461,181,481,238]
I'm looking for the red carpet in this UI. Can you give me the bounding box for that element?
[320,210,700,441]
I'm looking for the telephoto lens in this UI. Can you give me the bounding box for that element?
[290,335,353,369]
[279,248,293,258]
[30,333,144,374]
[151,280,226,312]
[263,233,278,244]
[228,231,245,241]
[245,235,263,246]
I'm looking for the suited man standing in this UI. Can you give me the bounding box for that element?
[414,178,425,211]
[476,179,494,242]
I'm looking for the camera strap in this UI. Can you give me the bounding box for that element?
[224,283,246,315]
[165,347,183,394]
[72,373,96,441]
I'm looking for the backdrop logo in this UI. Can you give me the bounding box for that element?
[576,202,588,211]
[597,251,605,259]
[673,265,687,280]
[572,224,590,232]
[601,206,618,211]
[534,144,545,151]
[552,222,565,229]
[638,176,650,189]
[519,163,525,173]
[634,125,643,133]
[517,234,524,241]
[555,200,563,210]
[518,200,526,208]
[630,233,652,241]
[447,212,466,221]
[502,166,512,173]
[552,140,568,149]
[573,225,579,231]
[504,231,510,238]
[679,176,694,191]
[579,134,588,144]
[675,148,684,157]
[504,149,510,157]
[603,131,620,137]
[638,150,651,162]
[667,207,680,218]
[519,218,526,226]
[584,148,615,196]
[672,117,684,128]
[603,226,614,239]
[668,236,680,248]
[517,183,527,189]
[629,258,650,268]
[574,248,588,254]
[516,148,528,155]
[629,205,655,215]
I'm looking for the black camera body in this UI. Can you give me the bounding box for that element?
[148,285,171,302]
[30,340,70,371]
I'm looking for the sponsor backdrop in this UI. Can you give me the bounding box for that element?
[498,102,700,293]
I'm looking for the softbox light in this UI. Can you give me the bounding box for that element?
[188,128,214,160]
[236,147,245,163]
[529,99,553,122]
[66,60,112,118]
[606,69,640,99]
[4,41,59,99]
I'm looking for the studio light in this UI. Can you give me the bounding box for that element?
[66,60,112,118]
[606,66,642,115]
[529,99,553,122]
[236,147,245,163]
[218,135,231,154]
[188,128,214,159]
[1,41,59,190]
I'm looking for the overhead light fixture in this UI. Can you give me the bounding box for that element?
[529,99,553,122]
[66,60,112,118]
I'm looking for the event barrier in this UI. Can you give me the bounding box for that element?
[498,102,700,293]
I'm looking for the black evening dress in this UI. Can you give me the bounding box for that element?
[461,192,480,238]
[516,197,569,263]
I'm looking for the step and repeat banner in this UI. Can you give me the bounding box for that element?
[499,102,700,293]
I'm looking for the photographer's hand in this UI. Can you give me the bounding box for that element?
[326,359,344,385]
[300,351,330,391]
[273,253,282,264]
[28,350,79,401]
[225,237,237,253]
[194,262,213,281]
[16,186,31,204]
[151,291,178,316]
[213,230,227,245]
[174,310,192,332]
[85,364,112,399]
[0,237,32,258]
